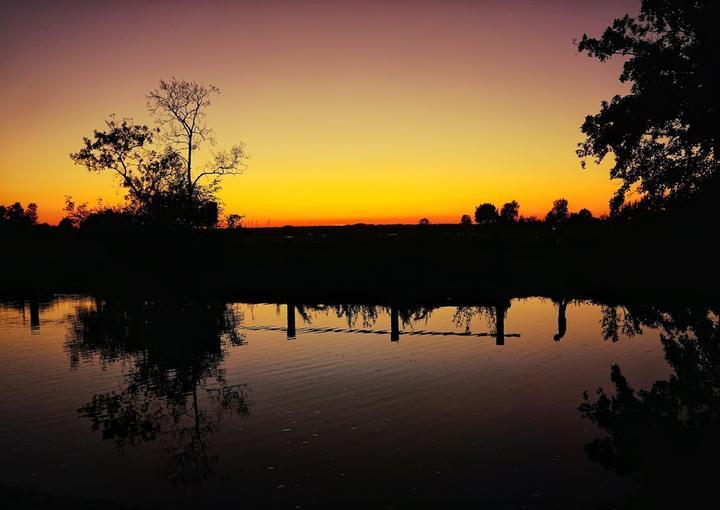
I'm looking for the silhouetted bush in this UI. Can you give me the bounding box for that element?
[474,203,499,224]
[0,202,38,229]
[499,200,519,223]
[545,198,569,224]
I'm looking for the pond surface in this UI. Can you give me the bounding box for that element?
[0,296,716,509]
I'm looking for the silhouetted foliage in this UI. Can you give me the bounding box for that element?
[0,202,38,229]
[453,300,511,344]
[418,217,430,225]
[70,79,246,228]
[577,0,720,214]
[518,215,540,223]
[147,78,247,225]
[499,200,520,223]
[225,213,244,229]
[580,304,720,508]
[61,196,135,230]
[545,198,569,223]
[474,203,499,224]
[572,208,594,221]
[460,214,473,225]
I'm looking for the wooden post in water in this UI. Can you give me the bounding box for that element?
[287,303,296,339]
[554,299,567,342]
[495,303,506,346]
[29,297,40,332]
[390,306,400,342]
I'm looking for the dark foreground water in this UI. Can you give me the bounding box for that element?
[0,296,717,509]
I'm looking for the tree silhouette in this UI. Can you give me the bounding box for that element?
[225,213,244,229]
[70,79,247,228]
[499,200,519,223]
[577,0,720,214]
[474,203,499,224]
[460,214,473,225]
[570,208,594,222]
[147,78,247,224]
[418,217,430,225]
[0,202,38,228]
[69,116,202,226]
[580,304,720,508]
[545,198,569,223]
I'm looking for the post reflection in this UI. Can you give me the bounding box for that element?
[3,293,715,506]
[287,303,296,339]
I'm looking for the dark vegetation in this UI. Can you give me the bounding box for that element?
[67,78,246,229]
[577,0,720,215]
[1,200,715,302]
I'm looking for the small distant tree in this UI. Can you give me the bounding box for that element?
[24,203,38,225]
[519,215,540,223]
[460,214,473,225]
[62,196,90,228]
[499,200,520,223]
[474,203,499,224]
[571,208,594,222]
[225,214,244,229]
[0,202,38,228]
[418,218,430,225]
[545,199,569,223]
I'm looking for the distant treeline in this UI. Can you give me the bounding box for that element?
[1,198,716,303]
[1,191,714,234]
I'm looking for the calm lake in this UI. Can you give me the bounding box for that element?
[0,295,715,509]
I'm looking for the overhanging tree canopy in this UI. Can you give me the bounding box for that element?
[577,0,720,213]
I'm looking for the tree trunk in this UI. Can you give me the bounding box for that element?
[187,135,193,227]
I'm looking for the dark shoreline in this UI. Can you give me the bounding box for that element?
[2,221,717,305]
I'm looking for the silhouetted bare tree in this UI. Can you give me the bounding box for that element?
[147,78,247,222]
[71,79,248,228]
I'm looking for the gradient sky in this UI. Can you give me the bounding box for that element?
[0,0,638,225]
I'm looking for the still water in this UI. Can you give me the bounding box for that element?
[0,296,716,508]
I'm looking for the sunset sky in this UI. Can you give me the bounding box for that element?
[0,0,637,226]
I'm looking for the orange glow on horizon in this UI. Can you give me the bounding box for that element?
[0,0,636,226]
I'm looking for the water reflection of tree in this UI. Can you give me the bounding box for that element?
[599,305,646,342]
[580,304,720,508]
[292,304,433,329]
[66,298,250,486]
[453,300,511,344]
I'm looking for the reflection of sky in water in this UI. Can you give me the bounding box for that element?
[0,297,684,508]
